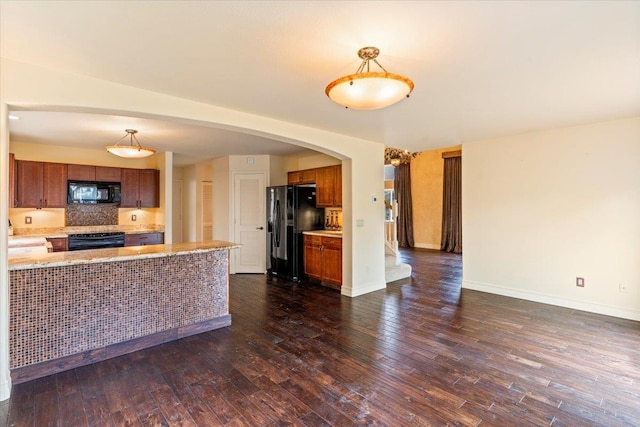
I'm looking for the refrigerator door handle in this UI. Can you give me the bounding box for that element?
[274,200,281,247]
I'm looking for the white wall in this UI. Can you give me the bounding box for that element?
[463,117,640,321]
[212,157,230,241]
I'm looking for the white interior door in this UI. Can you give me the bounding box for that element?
[171,179,183,243]
[233,173,266,273]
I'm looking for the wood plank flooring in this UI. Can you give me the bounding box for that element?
[4,248,640,426]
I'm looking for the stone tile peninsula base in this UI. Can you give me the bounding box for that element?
[9,241,239,384]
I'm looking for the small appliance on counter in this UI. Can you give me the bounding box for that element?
[266,185,324,282]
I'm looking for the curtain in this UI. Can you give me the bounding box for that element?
[394,162,414,248]
[441,156,462,253]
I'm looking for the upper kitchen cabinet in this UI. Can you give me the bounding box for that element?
[9,153,16,208]
[315,165,342,208]
[288,169,317,185]
[68,164,121,182]
[121,168,159,208]
[16,161,67,208]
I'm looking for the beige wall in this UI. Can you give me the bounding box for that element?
[410,145,461,249]
[463,117,640,321]
[10,141,157,169]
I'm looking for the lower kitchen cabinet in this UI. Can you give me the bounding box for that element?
[125,232,164,247]
[46,237,68,252]
[303,234,342,288]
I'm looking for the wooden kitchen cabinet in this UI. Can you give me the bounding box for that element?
[303,234,342,288]
[67,164,96,181]
[303,235,323,281]
[68,164,121,182]
[125,232,164,247]
[96,166,121,182]
[9,153,15,208]
[16,161,67,208]
[121,168,159,208]
[46,237,68,252]
[321,236,342,286]
[315,165,342,208]
[288,169,317,185]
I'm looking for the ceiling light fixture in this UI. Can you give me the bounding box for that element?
[385,147,418,167]
[325,46,414,110]
[106,129,156,158]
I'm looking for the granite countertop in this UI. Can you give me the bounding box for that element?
[10,225,165,239]
[9,241,241,271]
[303,230,342,238]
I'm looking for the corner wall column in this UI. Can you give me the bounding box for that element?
[0,103,12,401]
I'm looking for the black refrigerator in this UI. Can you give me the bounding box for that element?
[266,185,324,281]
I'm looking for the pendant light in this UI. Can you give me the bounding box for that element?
[325,47,414,110]
[106,129,156,158]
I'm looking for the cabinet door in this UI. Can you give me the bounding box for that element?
[96,166,121,182]
[9,153,15,208]
[333,165,342,207]
[321,237,342,286]
[287,171,302,184]
[120,168,140,207]
[67,164,95,181]
[315,167,335,207]
[16,160,44,208]
[303,235,322,280]
[43,163,67,207]
[301,169,317,184]
[138,169,159,207]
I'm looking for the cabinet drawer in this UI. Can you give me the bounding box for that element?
[125,232,164,246]
[321,236,342,249]
[303,235,322,245]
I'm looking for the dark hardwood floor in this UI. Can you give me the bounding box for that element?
[3,248,640,426]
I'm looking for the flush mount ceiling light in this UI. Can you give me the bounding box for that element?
[325,46,414,110]
[106,129,156,158]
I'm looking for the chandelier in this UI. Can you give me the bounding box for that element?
[106,129,156,158]
[325,47,414,110]
[385,147,418,167]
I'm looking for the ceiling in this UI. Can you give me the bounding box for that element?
[1,1,639,166]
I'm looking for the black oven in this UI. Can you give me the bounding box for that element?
[68,232,125,251]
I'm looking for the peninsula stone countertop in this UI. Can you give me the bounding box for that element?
[9,240,240,271]
[302,230,343,238]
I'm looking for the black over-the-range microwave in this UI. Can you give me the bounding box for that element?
[67,181,121,204]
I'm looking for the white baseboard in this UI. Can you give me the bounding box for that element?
[342,281,386,298]
[462,279,640,322]
[414,243,441,250]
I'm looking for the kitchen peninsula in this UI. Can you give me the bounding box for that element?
[8,240,240,384]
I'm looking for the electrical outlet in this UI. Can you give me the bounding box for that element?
[576,277,585,287]
[619,282,626,293]
[131,214,137,221]
[25,216,32,224]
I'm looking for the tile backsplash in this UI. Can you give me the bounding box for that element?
[66,204,118,226]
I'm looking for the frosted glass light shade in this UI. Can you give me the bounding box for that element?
[105,145,155,158]
[325,72,414,110]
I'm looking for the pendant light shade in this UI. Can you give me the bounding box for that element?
[326,47,414,110]
[106,129,155,158]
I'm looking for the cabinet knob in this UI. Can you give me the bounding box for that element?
[256,226,264,230]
